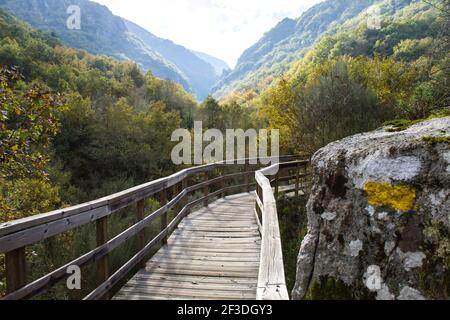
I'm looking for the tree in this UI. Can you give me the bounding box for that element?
[0,66,64,181]
[200,95,222,129]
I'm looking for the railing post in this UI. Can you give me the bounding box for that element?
[181,179,188,208]
[96,216,109,286]
[275,171,279,199]
[203,172,209,207]
[220,168,226,199]
[295,162,300,197]
[136,199,146,267]
[172,183,179,213]
[159,189,168,245]
[255,184,262,221]
[245,163,250,193]
[6,247,26,294]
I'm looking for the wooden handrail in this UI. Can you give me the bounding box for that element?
[255,160,309,300]
[1,155,303,300]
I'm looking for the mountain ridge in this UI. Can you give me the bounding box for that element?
[212,0,382,97]
[0,0,227,100]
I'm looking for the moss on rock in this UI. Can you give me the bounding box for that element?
[306,276,355,300]
[422,136,450,145]
[418,221,450,299]
[384,119,423,132]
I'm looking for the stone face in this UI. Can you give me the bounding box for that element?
[321,211,337,221]
[292,117,450,300]
[348,240,363,257]
[398,287,426,300]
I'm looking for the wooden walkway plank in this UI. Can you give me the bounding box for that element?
[114,193,260,300]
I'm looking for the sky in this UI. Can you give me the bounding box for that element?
[91,0,323,68]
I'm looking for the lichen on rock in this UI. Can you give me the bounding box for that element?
[364,181,416,211]
[293,117,450,300]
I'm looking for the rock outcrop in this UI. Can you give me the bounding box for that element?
[293,117,450,300]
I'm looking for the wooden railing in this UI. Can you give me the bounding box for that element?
[255,160,309,300]
[0,155,308,300]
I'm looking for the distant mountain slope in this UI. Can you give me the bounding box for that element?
[191,50,230,76]
[0,0,223,99]
[0,0,192,91]
[123,19,219,100]
[212,0,382,97]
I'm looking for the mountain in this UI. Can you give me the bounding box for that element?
[191,50,230,77]
[0,0,222,100]
[123,19,220,99]
[212,0,383,97]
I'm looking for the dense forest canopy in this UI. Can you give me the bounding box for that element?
[0,0,448,232]
[229,0,449,154]
[213,0,449,100]
[0,8,199,214]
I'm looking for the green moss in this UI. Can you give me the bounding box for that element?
[419,221,450,299]
[305,276,355,300]
[384,112,449,132]
[384,119,423,132]
[422,136,450,145]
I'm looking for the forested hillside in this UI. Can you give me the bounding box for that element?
[257,0,449,154]
[212,0,380,97]
[0,7,200,217]
[0,7,206,295]
[0,0,448,299]
[213,0,445,99]
[123,19,221,99]
[0,0,226,99]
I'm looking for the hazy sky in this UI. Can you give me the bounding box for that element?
[91,0,323,67]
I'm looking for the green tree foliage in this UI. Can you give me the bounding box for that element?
[0,8,199,202]
[200,95,222,128]
[0,67,63,296]
[257,0,449,155]
[0,67,64,222]
[260,55,430,154]
[215,0,444,100]
[0,9,199,297]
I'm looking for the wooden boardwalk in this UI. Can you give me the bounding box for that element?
[114,193,261,300]
[1,157,307,300]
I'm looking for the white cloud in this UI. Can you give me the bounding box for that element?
[91,0,323,67]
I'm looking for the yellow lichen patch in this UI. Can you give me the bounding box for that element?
[364,182,416,212]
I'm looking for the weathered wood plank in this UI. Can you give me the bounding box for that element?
[114,193,261,300]
[148,257,260,267]
[153,253,260,263]
[177,225,258,232]
[1,156,305,301]
[96,217,109,284]
[5,247,26,294]
[155,248,259,259]
[169,235,261,243]
[134,272,257,284]
[119,285,256,299]
[143,266,258,278]
[125,279,257,291]
[171,231,260,238]
[116,288,254,300]
[255,169,290,300]
[162,246,258,254]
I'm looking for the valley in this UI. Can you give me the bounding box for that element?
[0,0,448,301]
